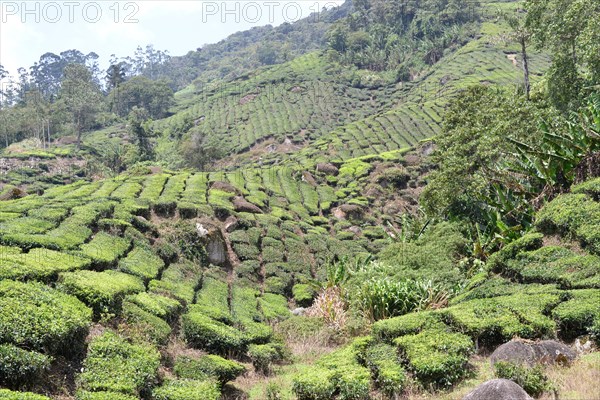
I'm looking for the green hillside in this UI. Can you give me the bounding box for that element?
[0,0,599,398]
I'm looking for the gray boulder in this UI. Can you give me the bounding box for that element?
[490,341,538,367]
[463,379,533,400]
[491,340,576,367]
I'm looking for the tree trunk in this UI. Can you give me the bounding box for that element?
[521,36,530,100]
[76,114,82,149]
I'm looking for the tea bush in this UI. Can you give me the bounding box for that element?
[0,389,50,399]
[494,361,550,398]
[0,280,92,355]
[77,331,160,395]
[365,343,406,398]
[79,232,131,266]
[0,344,52,387]
[148,261,202,305]
[121,301,172,344]
[125,292,181,321]
[75,391,137,400]
[59,270,145,317]
[182,312,244,354]
[552,289,600,339]
[174,354,245,385]
[118,244,164,281]
[394,328,473,387]
[152,379,220,400]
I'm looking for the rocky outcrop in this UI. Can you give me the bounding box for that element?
[491,339,576,367]
[316,163,339,176]
[196,222,227,265]
[233,197,263,214]
[463,379,533,400]
[211,181,239,194]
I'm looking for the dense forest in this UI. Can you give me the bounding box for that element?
[0,0,599,399]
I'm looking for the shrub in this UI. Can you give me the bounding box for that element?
[174,355,245,385]
[77,331,160,395]
[0,280,92,355]
[487,232,544,272]
[79,232,131,266]
[152,379,220,400]
[0,389,50,399]
[316,342,371,400]
[59,270,145,317]
[572,177,600,200]
[442,292,560,346]
[293,366,337,400]
[394,328,473,387]
[259,293,291,321]
[292,284,315,307]
[248,343,281,375]
[378,222,467,287]
[0,248,90,281]
[372,311,443,342]
[125,292,181,321]
[75,391,137,400]
[552,289,600,340]
[182,312,244,354]
[118,245,164,282]
[0,344,52,387]
[148,261,201,305]
[350,277,439,322]
[494,361,551,398]
[365,343,406,398]
[121,301,172,345]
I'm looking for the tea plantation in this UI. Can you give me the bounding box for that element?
[0,0,598,398]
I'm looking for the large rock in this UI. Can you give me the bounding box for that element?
[316,163,339,176]
[533,340,577,366]
[491,340,576,367]
[463,379,533,400]
[233,197,263,214]
[211,181,239,194]
[490,341,538,367]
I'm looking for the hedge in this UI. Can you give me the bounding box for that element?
[372,311,443,342]
[0,280,92,355]
[292,366,338,400]
[258,293,290,321]
[552,289,600,340]
[75,391,137,400]
[182,312,244,354]
[152,379,220,400]
[365,343,406,398]
[77,331,160,395]
[125,292,181,321]
[148,261,202,305]
[394,328,473,387]
[59,270,145,317]
[0,248,90,281]
[442,292,560,346]
[0,344,52,387]
[118,245,164,282]
[121,301,172,345]
[0,389,50,399]
[79,232,131,266]
[174,354,245,385]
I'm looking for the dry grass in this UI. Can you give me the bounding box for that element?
[539,352,600,400]
[404,352,600,400]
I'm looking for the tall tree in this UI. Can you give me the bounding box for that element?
[127,106,154,161]
[501,8,532,99]
[106,63,126,91]
[58,64,104,148]
[526,0,600,109]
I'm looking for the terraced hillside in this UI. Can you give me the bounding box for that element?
[289,178,600,399]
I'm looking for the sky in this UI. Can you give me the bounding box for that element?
[0,0,344,78]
